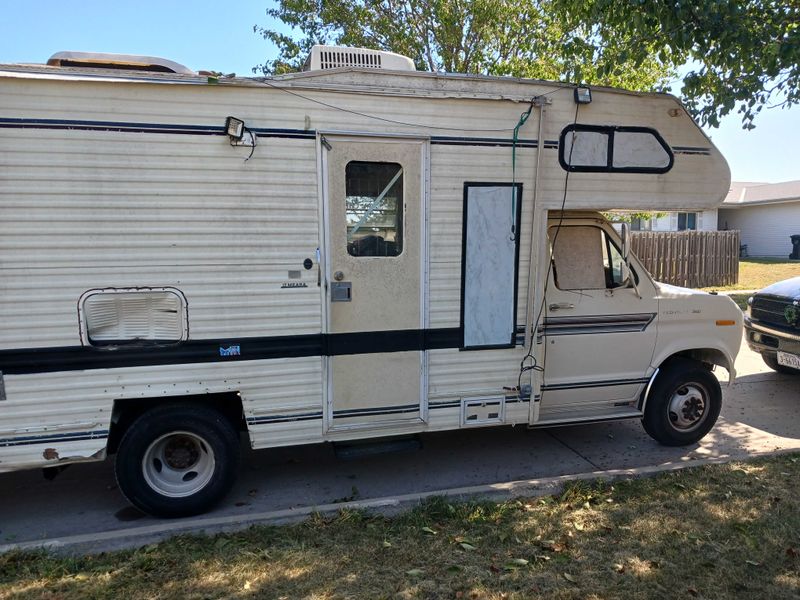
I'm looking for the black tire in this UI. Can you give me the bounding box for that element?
[762,352,800,375]
[115,404,240,518]
[642,359,722,446]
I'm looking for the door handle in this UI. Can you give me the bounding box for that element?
[548,302,574,311]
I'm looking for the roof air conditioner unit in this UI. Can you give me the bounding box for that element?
[303,45,416,72]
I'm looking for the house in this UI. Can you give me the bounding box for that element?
[717,181,800,258]
[629,209,718,232]
[628,180,800,259]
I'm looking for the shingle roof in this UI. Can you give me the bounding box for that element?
[724,180,800,205]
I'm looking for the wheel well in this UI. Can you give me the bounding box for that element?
[661,348,731,374]
[107,392,246,454]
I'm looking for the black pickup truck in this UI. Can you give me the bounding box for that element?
[745,276,800,374]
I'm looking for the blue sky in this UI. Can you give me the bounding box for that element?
[1,0,797,183]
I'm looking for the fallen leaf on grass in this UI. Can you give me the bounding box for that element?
[504,558,529,570]
[745,560,761,567]
[613,563,625,573]
[382,540,392,548]
[540,540,565,552]
[406,569,425,577]
[459,542,477,551]
[421,527,437,535]
[563,573,577,583]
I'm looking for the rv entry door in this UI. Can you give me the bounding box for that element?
[322,137,425,430]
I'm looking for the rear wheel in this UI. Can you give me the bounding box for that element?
[642,359,722,446]
[762,352,800,375]
[115,404,240,518]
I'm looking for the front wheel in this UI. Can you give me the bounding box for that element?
[642,359,722,446]
[115,404,240,518]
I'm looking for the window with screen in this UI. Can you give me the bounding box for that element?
[345,161,403,257]
[550,226,634,290]
[559,125,673,173]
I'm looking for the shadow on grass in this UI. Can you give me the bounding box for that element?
[2,456,799,600]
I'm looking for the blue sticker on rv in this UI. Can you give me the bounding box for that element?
[219,345,241,357]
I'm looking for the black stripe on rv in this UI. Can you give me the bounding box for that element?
[540,377,650,391]
[0,328,463,375]
[0,119,713,155]
[539,313,656,336]
[0,430,110,447]
[431,136,559,149]
[0,118,316,139]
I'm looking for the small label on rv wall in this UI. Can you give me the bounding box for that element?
[219,345,241,357]
[281,282,308,289]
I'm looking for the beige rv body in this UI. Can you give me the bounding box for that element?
[0,60,740,490]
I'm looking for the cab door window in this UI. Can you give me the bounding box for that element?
[550,225,630,290]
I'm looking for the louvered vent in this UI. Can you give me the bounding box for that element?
[303,45,416,72]
[81,289,188,345]
[320,49,382,70]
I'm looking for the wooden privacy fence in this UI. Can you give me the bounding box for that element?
[630,230,740,288]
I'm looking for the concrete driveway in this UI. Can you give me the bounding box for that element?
[1,338,798,553]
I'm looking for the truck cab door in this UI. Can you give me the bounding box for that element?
[539,220,657,422]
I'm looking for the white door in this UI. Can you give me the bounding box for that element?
[323,136,425,429]
[540,220,658,420]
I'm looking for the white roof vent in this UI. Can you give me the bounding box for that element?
[303,45,416,72]
[47,51,196,75]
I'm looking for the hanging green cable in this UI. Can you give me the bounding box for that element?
[510,98,536,240]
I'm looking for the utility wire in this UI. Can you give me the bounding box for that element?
[518,99,581,397]
[259,78,564,133]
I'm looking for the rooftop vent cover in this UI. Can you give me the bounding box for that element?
[303,45,416,72]
[47,51,196,75]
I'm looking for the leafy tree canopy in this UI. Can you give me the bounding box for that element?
[560,0,800,129]
[254,0,672,94]
[255,0,799,129]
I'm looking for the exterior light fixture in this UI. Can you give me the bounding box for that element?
[574,86,592,104]
[225,116,245,141]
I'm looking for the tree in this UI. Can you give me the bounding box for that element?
[255,1,800,129]
[254,0,672,92]
[554,0,800,129]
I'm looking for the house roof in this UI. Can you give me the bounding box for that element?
[723,180,800,207]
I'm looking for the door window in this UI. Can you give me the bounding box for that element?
[345,161,403,257]
[550,225,632,290]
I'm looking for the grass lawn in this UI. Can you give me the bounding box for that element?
[3,454,800,599]
[701,258,800,293]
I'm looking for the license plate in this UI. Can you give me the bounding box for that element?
[777,351,800,370]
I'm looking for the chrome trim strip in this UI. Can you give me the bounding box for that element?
[539,313,656,336]
[745,317,800,343]
[638,367,660,412]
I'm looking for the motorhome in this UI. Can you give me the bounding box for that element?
[0,47,742,517]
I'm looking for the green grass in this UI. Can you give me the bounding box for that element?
[3,454,800,599]
[727,293,751,311]
[702,258,800,292]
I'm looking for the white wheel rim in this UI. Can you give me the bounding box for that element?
[667,383,708,432]
[142,431,216,498]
